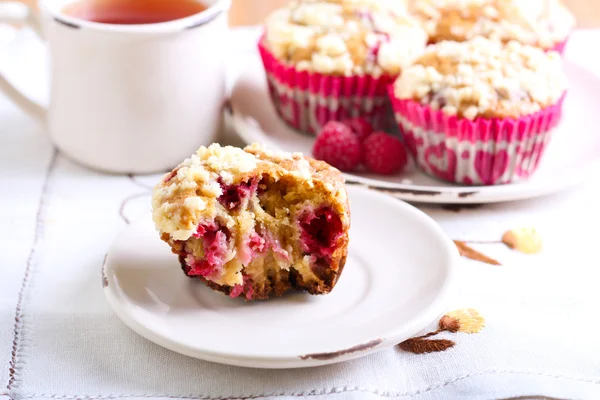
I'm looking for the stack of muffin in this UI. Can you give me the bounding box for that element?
[258,0,575,185]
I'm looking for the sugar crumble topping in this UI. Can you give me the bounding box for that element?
[264,0,427,76]
[194,144,257,183]
[393,37,568,119]
[152,143,345,241]
[409,0,575,49]
[152,144,257,240]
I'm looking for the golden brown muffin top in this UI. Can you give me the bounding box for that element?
[393,37,568,120]
[409,0,575,49]
[263,0,427,76]
[152,143,348,241]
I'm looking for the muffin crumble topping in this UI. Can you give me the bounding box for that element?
[409,0,575,49]
[393,37,568,119]
[263,0,427,76]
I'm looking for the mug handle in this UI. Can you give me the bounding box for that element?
[0,2,46,120]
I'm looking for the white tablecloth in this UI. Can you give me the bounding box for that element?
[1,26,599,400]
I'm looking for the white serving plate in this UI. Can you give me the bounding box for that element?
[103,186,458,369]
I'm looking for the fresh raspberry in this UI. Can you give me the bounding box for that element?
[312,121,362,171]
[341,117,373,142]
[363,132,408,175]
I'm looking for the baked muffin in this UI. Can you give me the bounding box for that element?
[388,37,567,185]
[152,143,350,300]
[259,0,427,135]
[409,0,575,54]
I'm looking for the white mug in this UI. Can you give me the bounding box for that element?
[0,0,231,174]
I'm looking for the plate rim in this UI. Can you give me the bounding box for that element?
[103,185,459,368]
[229,56,600,205]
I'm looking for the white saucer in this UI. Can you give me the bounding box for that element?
[230,53,600,204]
[103,186,458,369]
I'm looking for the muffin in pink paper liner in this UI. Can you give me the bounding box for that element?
[408,0,575,56]
[259,0,427,135]
[258,39,396,135]
[389,38,568,186]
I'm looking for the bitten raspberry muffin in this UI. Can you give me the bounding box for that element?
[409,0,575,54]
[152,143,350,300]
[388,37,567,185]
[259,0,427,134]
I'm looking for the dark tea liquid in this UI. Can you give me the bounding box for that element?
[62,0,208,25]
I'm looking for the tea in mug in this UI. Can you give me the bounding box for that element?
[62,0,208,25]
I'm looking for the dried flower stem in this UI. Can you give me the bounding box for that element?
[399,338,455,354]
[453,240,501,265]
[398,316,461,354]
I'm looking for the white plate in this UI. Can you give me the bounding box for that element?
[103,186,458,369]
[230,53,600,204]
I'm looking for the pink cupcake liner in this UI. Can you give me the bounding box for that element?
[258,37,397,135]
[388,87,566,185]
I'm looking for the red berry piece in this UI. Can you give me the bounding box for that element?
[312,121,362,171]
[363,132,408,175]
[341,117,374,142]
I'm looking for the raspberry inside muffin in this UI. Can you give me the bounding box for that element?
[152,143,350,300]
